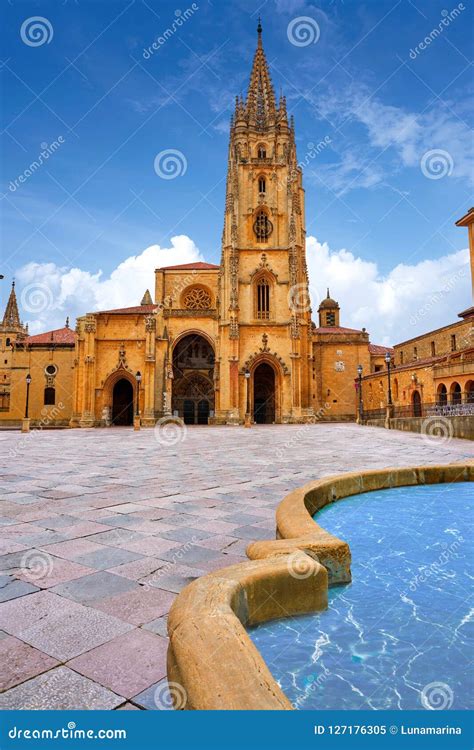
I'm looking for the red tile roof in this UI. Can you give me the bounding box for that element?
[369,343,395,355]
[94,304,158,315]
[158,261,220,271]
[313,325,365,335]
[26,327,76,346]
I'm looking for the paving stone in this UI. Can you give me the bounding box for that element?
[160,527,210,543]
[73,547,143,571]
[68,629,168,698]
[0,667,124,710]
[0,590,133,660]
[91,587,175,625]
[142,616,168,638]
[132,678,174,710]
[40,538,105,561]
[51,571,138,605]
[0,635,59,691]
[156,544,221,566]
[15,555,94,589]
[107,557,166,581]
[0,576,39,602]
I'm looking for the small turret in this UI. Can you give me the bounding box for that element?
[318,289,340,327]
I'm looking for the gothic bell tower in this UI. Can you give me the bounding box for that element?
[217,20,313,424]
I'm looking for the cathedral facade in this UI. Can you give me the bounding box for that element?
[1,26,389,429]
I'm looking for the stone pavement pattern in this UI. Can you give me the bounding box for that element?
[0,424,472,709]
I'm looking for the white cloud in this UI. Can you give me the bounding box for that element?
[312,83,474,193]
[14,234,470,346]
[306,236,471,344]
[16,235,203,334]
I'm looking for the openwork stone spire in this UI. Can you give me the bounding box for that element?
[245,20,276,130]
[1,280,24,331]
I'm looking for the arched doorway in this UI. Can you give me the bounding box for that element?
[112,378,134,425]
[466,381,474,403]
[253,362,275,424]
[450,382,462,405]
[437,384,447,406]
[412,390,422,417]
[172,334,215,424]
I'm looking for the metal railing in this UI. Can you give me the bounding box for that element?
[364,402,474,419]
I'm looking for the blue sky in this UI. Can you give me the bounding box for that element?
[1,0,473,343]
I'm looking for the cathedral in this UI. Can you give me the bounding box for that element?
[0,24,391,429]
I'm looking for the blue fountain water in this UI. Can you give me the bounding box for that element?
[248,482,473,710]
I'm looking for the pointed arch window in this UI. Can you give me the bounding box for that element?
[254,211,272,242]
[257,145,266,159]
[256,277,270,320]
[258,176,266,194]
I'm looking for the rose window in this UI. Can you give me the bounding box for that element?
[183,287,212,310]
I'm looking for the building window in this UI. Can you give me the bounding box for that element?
[256,278,270,319]
[431,341,436,357]
[374,365,382,372]
[258,176,266,194]
[182,285,212,310]
[6,338,10,347]
[413,346,418,360]
[326,311,336,326]
[451,334,456,351]
[257,145,266,159]
[44,387,55,406]
[400,351,404,365]
[253,211,272,242]
[45,364,58,376]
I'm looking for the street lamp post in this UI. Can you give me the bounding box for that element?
[22,373,32,433]
[244,369,251,428]
[385,352,393,406]
[357,364,363,423]
[134,371,142,430]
